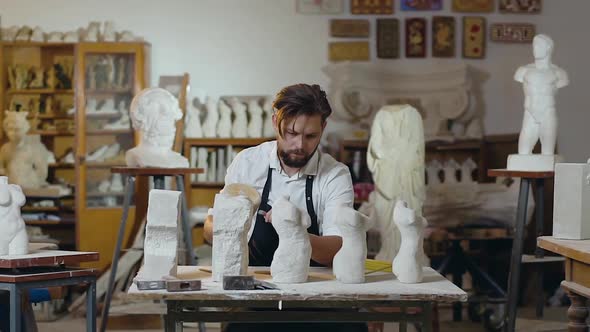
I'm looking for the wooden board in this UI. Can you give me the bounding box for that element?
[487,168,554,179]
[490,23,535,43]
[110,167,204,175]
[538,236,590,265]
[0,267,96,283]
[329,42,370,62]
[452,0,494,12]
[0,250,99,268]
[330,19,370,38]
[351,0,394,14]
[462,16,486,59]
[432,16,455,57]
[376,19,399,59]
[127,266,467,303]
[405,18,427,58]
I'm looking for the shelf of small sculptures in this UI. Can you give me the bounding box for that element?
[85,111,121,119]
[185,138,273,147]
[29,130,75,136]
[22,206,60,213]
[25,219,75,226]
[191,181,224,189]
[48,162,75,169]
[6,89,74,95]
[86,129,132,135]
[85,88,133,95]
[34,114,74,120]
[86,191,125,197]
[1,42,76,48]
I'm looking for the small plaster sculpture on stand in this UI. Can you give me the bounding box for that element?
[507,34,569,171]
[0,111,50,189]
[212,183,260,282]
[229,97,248,138]
[333,206,372,284]
[136,189,182,281]
[202,97,219,138]
[367,104,425,262]
[217,99,232,138]
[270,197,312,283]
[126,88,189,168]
[262,96,275,138]
[0,176,28,256]
[391,200,427,284]
[247,99,263,138]
[184,98,203,138]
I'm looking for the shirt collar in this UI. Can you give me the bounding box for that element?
[269,142,320,177]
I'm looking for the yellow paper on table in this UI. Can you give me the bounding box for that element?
[364,259,392,274]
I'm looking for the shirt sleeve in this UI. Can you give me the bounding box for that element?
[224,150,244,186]
[320,165,354,237]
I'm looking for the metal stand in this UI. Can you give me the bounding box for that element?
[101,167,202,332]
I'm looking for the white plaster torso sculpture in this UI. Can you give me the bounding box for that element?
[443,159,460,184]
[83,22,100,42]
[0,176,28,256]
[202,97,219,138]
[332,206,371,284]
[508,34,569,171]
[367,105,425,262]
[0,112,49,189]
[247,99,263,138]
[271,197,312,283]
[216,99,232,138]
[262,96,275,138]
[126,88,189,168]
[63,31,79,42]
[461,158,477,183]
[392,200,427,283]
[102,21,116,42]
[211,184,260,282]
[426,160,442,186]
[137,189,182,281]
[229,98,248,138]
[30,26,45,42]
[184,98,203,138]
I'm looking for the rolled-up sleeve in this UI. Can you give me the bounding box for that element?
[320,166,354,236]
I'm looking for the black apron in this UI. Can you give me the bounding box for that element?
[248,167,321,266]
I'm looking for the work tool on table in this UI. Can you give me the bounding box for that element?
[135,279,202,291]
[222,275,278,290]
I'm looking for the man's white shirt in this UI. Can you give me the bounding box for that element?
[224,140,354,240]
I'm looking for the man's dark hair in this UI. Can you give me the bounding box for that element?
[272,84,332,137]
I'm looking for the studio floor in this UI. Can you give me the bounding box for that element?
[36,305,571,332]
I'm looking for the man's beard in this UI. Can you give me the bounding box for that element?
[278,146,317,168]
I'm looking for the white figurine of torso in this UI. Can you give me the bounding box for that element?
[230,98,248,138]
[443,159,460,184]
[262,97,275,138]
[0,176,28,256]
[271,197,311,283]
[426,160,442,186]
[392,200,427,283]
[247,99,263,138]
[185,98,203,138]
[333,206,371,283]
[216,99,232,138]
[202,97,219,138]
[125,88,189,168]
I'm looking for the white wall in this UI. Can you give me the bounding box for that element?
[2,0,588,161]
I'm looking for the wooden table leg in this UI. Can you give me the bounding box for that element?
[565,289,589,332]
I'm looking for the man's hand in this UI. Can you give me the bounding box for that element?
[262,209,272,223]
[203,214,213,244]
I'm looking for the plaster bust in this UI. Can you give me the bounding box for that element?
[126,88,189,168]
[0,111,49,188]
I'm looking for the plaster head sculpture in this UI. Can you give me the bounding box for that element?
[332,206,372,283]
[270,196,312,283]
[126,87,189,168]
[0,176,28,256]
[367,104,425,262]
[508,34,569,171]
[30,26,45,42]
[391,200,427,283]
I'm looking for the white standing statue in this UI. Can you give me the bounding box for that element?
[202,97,219,138]
[0,112,50,189]
[367,105,425,262]
[0,176,28,256]
[333,206,371,284]
[30,26,45,42]
[247,99,263,138]
[507,34,569,171]
[83,22,100,42]
[184,98,203,138]
[392,200,427,284]
[426,160,442,186]
[216,99,232,138]
[126,88,189,168]
[196,148,208,182]
[229,97,248,138]
[138,189,182,281]
[443,159,460,184]
[271,197,311,283]
[102,21,116,42]
[262,96,275,138]
[212,184,260,282]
